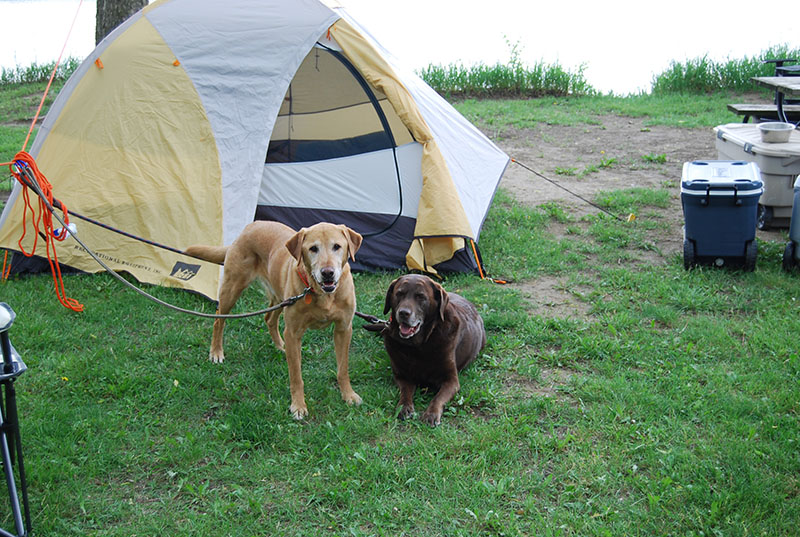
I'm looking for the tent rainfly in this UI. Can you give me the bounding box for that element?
[0,0,509,301]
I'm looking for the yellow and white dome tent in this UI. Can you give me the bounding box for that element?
[0,0,509,301]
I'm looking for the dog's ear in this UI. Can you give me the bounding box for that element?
[340,225,363,261]
[429,279,449,321]
[285,228,306,262]
[383,278,399,315]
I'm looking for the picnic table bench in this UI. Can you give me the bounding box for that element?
[727,102,800,123]
[729,58,800,123]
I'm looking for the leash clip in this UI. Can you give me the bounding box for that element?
[284,287,313,306]
[302,287,313,304]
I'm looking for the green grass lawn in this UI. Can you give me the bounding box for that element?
[1,67,799,535]
[1,187,798,536]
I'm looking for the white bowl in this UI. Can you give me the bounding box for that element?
[759,122,794,143]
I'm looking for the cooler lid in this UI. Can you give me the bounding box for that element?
[714,123,800,157]
[681,160,763,194]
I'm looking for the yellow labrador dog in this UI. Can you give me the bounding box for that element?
[185,221,363,420]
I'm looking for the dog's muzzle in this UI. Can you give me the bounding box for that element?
[319,267,338,293]
[396,308,421,338]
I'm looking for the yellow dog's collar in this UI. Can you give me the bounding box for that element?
[296,267,314,304]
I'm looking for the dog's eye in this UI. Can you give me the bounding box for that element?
[415,292,426,301]
[332,243,341,251]
[309,246,318,253]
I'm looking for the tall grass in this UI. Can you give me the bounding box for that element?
[452,92,739,130]
[651,44,800,94]
[418,41,594,98]
[0,57,80,85]
[420,45,800,98]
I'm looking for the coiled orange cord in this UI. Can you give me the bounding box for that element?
[8,152,83,312]
[0,0,85,310]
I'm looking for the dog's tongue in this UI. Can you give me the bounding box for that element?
[399,323,417,338]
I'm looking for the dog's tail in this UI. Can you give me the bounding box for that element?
[184,244,228,264]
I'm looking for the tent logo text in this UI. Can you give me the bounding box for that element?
[171,262,201,281]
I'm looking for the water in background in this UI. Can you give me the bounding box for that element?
[1,0,796,95]
[1,0,96,71]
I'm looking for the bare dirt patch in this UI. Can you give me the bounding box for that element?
[513,274,592,318]
[497,115,713,219]
[506,367,579,406]
[490,115,785,316]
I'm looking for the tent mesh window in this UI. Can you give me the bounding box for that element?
[266,46,413,163]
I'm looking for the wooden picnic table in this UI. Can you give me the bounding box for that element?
[752,76,800,124]
[726,103,800,123]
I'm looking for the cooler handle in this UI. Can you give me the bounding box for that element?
[701,185,742,206]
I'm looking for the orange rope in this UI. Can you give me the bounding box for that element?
[469,239,486,279]
[21,0,85,152]
[470,239,509,285]
[0,0,85,310]
[8,152,83,312]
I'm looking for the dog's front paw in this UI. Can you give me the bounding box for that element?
[209,350,225,363]
[289,402,308,420]
[420,409,442,427]
[397,404,415,421]
[343,391,362,406]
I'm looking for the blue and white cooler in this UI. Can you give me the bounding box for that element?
[681,160,763,271]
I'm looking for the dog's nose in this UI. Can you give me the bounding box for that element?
[321,267,335,282]
[396,308,411,322]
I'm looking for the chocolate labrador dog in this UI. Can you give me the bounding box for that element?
[369,274,486,426]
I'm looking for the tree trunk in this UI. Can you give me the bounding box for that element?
[95,0,148,45]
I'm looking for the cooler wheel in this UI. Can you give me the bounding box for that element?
[683,238,695,270]
[757,204,773,231]
[783,241,797,272]
[744,240,757,272]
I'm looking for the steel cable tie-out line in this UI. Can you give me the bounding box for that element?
[511,158,634,222]
[12,162,312,319]
[13,166,214,263]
